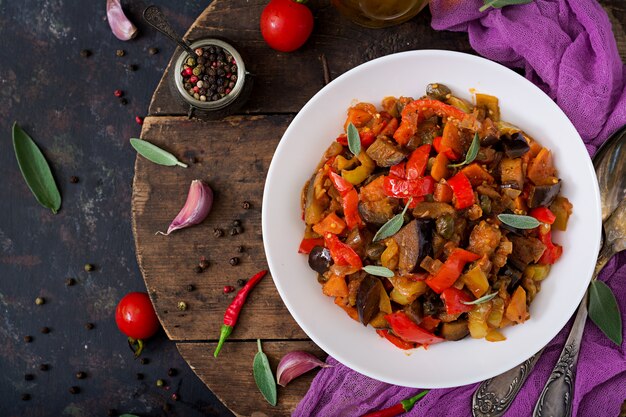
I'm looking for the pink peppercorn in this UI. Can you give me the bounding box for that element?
[135,116,143,125]
[193,86,199,93]
[182,67,193,77]
[225,88,231,94]
[114,89,123,97]
[223,285,235,294]
[189,75,198,84]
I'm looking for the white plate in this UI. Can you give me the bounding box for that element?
[262,50,601,388]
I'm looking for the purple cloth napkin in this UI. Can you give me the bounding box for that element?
[294,1,626,416]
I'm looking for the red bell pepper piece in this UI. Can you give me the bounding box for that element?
[336,130,376,149]
[426,248,480,294]
[384,311,445,346]
[530,207,556,225]
[433,135,461,161]
[324,233,363,269]
[389,161,406,179]
[406,144,431,180]
[538,229,563,265]
[376,329,416,350]
[419,316,441,333]
[441,287,474,315]
[393,99,469,146]
[383,175,435,199]
[329,171,353,195]
[329,172,363,229]
[447,172,475,209]
[298,237,324,254]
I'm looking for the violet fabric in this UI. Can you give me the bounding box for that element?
[294,1,626,416]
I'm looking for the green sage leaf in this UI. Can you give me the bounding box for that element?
[347,122,361,156]
[449,133,480,168]
[497,213,540,229]
[130,138,188,168]
[362,265,394,278]
[480,0,533,12]
[588,280,622,346]
[12,123,62,214]
[461,292,498,306]
[253,339,277,406]
[373,198,412,242]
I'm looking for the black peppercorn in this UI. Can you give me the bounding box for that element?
[24,335,32,343]
[167,368,177,377]
[84,263,94,272]
[116,49,125,57]
[217,78,224,86]
[70,176,79,184]
[242,201,251,209]
[140,358,149,365]
[119,98,128,105]
[232,220,241,227]
[136,372,144,380]
[213,228,224,238]
[128,64,138,71]
[211,94,220,101]
[69,386,80,394]
[39,364,49,371]
[199,259,210,269]
[148,47,159,55]
[208,46,216,54]
[237,245,245,253]
[237,278,247,287]
[85,322,94,330]
[40,327,50,334]
[229,257,239,266]
[80,49,91,58]
[65,278,76,286]
[186,284,195,292]
[24,374,34,381]
[231,74,238,82]
[107,409,118,417]
[163,403,172,412]
[194,265,203,274]
[21,393,31,401]
[230,226,243,236]
[197,56,205,65]
[76,371,86,379]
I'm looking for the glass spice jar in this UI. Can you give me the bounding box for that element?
[332,0,429,28]
[171,38,252,119]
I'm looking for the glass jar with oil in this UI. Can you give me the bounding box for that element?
[332,0,428,28]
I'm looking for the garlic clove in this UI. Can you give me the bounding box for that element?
[276,351,331,387]
[106,0,138,41]
[160,180,213,235]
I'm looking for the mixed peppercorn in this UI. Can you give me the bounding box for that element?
[180,45,238,102]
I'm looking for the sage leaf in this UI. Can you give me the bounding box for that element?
[461,292,498,306]
[497,213,540,229]
[253,339,277,406]
[588,280,622,346]
[362,265,394,278]
[449,133,480,168]
[347,122,361,156]
[12,123,62,214]
[373,198,412,242]
[480,0,533,12]
[130,138,188,168]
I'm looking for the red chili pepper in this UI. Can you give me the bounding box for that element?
[214,270,268,357]
[440,287,474,315]
[530,207,556,225]
[433,136,460,161]
[297,238,324,254]
[538,229,563,264]
[324,233,363,269]
[447,172,475,209]
[361,390,429,417]
[383,176,435,199]
[394,98,469,146]
[329,172,363,229]
[384,311,444,346]
[336,130,376,149]
[376,329,416,350]
[426,248,480,294]
[406,144,431,180]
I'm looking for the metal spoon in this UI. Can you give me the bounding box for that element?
[472,126,626,417]
[142,5,198,58]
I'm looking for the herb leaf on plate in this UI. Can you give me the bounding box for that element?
[12,123,62,214]
[253,339,277,406]
[347,122,361,156]
[362,265,395,278]
[373,198,412,242]
[130,138,188,168]
[497,213,540,229]
[449,133,480,168]
[588,280,622,346]
[461,292,498,306]
[480,0,533,12]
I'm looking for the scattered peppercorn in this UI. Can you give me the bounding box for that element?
[80,49,92,58]
[194,265,203,274]
[114,89,124,97]
[223,285,235,294]
[24,335,32,343]
[65,278,76,286]
[135,116,143,125]
[177,301,187,311]
[167,368,177,377]
[241,201,251,209]
[24,374,34,381]
[107,409,118,417]
[84,263,94,272]
[213,228,224,237]
[171,392,179,401]
[229,257,239,266]
[232,220,241,227]
[229,226,243,236]
[21,393,31,401]
[237,245,245,253]
[156,379,165,387]
[237,278,247,287]
[163,403,172,412]
[186,284,195,292]
[75,371,86,379]
[69,176,79,184]
[136,372,144,380]
[119,97,128,105]
[39,364,49,371]
[35,297,45,305]
[84,322,94,330]
[140,358,149,365]
[128,64,138,71]
[148,47,159,55]
[69,386,80,394]
[116,49,125,57]
[199,259,210,270]
[40,327,50,334]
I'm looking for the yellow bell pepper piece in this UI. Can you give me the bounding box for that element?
[341,151,375,185]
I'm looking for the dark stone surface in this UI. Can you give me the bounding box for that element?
[0,1,233,415]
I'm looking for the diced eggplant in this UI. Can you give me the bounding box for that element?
[356,275,382,326]
[435,214,455,240]
[412,202,455,219]
[500,157,524,190]
[403,300,424,325]
[345,227,372,258]
[308,246,333,275]
[366,136,408,167]
[365,242,386,261]
[358,200,396,225]
[502,133,530,158]
[528,180,561,208]
[500,264,523,291]
[407,117,439,150]
[423,291,444,316]
[304,172,327,225]
[508,236,547,269]
[393,220,434,275]
[426,83,452,101]
[440,320,469,341]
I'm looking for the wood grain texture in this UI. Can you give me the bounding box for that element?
[177,341,326,417]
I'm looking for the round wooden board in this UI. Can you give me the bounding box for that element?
[131,1,475,416]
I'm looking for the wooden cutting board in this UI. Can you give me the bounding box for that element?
[130,1,489,416]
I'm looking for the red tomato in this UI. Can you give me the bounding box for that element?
[260,0,314,52]
[115,292,160,340]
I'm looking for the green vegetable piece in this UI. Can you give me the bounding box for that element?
[362,265,394,278]
[480,0,533,12]
[449,133,480,168]
[588,280,622,346]
[461,292,498,306]
[130,138,188,168]
[253,339,277,406]
[347,122,361,157]
[497,213,540,229]
[12,123,62,214]
[401,390,429,411]
[373,198,412,242]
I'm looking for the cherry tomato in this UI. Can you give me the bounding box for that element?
[260,0,314,52]
[115,292,160,340]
